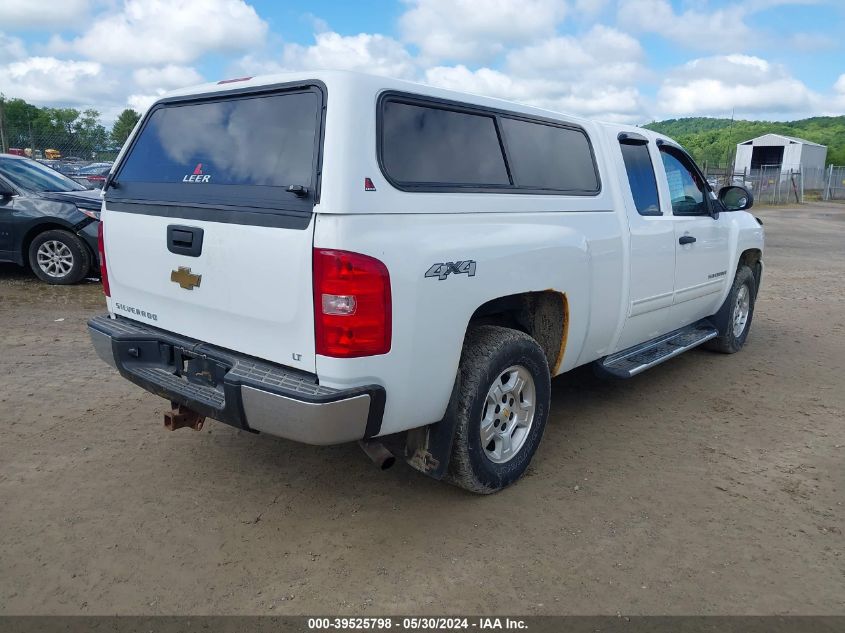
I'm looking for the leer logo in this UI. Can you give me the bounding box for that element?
[183,163,211,183]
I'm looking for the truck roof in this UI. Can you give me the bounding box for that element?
[161,70,677,148]
[157,69,633,132]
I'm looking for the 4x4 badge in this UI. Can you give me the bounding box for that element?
[171,266,202,290]
[425,260,477,281]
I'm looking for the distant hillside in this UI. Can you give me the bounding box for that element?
[643,116,845,167]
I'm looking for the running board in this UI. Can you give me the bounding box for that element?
[597,321,718,378]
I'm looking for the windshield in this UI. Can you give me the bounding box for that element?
[0,157,87,193]
[77,164,111,175]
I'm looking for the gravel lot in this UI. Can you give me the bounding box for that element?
[1,202,843,615]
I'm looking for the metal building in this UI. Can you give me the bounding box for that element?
[735,133,827,189]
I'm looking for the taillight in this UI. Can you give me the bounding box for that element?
[97,221,110,297]
[313,249,391,358]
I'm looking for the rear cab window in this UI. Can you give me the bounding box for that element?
[618,134,661,216]
[378,93,600,195]
[108,84,325,227]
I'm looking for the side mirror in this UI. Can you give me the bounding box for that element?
[718,185,753,211]
[0,182,15,198]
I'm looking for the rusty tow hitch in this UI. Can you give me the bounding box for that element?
[163,403,206,431]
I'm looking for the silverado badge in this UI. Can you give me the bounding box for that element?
[171,266,202,290]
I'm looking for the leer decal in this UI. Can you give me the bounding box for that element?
[183,163,211,183]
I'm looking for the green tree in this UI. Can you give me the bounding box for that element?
[75,108,108,157]
[33,107,82,153]
[111,108,141,147]
[0,96,41,149]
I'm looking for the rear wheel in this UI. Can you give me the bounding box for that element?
[28,229,90,285]
[706,264,757,354]
[445,325,551,494]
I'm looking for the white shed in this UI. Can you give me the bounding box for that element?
[735,133,827,188]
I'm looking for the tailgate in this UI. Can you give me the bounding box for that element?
[102,83,324,372]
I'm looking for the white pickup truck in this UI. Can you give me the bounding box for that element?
[89,71,764,493]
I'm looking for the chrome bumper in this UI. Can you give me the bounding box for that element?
[88,315,384,445]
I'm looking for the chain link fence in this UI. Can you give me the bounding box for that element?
[748,166,803,205]
[1,124,120,188]
[822,166,845,201]
[704,163,842,205]
[1,125,119,162]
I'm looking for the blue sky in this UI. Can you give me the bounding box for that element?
[1,0,843,124]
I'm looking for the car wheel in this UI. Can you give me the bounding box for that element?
[28,229,90,285]
[706,264,757,354]
[445,325,551,494]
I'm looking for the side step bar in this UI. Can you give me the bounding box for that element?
[597,321,718,378]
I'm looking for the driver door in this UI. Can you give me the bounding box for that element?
[613,131,676,351]
[657,144,731,327]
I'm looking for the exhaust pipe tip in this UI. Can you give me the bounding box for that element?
[380,455,396,470]
[358,440,396,470]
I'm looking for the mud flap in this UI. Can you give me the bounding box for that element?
[404,375,460,480]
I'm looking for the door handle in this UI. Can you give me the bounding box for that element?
[167,225,204,257]
[679,235,697,245]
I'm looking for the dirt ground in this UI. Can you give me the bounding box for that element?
[1,202,843,616]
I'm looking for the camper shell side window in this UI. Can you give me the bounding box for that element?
[377,92,601,196]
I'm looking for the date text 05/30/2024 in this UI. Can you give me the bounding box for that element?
[307,617,527,630]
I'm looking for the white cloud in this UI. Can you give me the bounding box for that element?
[830,74,845,112]
[424,66,547,101]
[0,54,199,120]
[786,32,838,52]
[400,0,567,63]
[506,25,646,83]
[0,33,27,64]
[541,87,644,121]
[127,91,166,115]
[133,65,204,91]
[0,0,93,29]
[59,0,268,66]
[573,0,608,17]
[617,0,751,50]
[425,63,646,122]
[0,56,117,106]
[421,25,649,122]
[657,55,818,118]
[278,31,416,78]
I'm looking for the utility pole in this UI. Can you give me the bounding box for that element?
[0,98,6,153]
[728,107,735,173]
[28,119,36,158]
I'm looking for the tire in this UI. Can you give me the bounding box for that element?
[705,264,757,354]
[445,325,551,494]
[27,229,91,285]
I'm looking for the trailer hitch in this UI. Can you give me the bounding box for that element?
[163,402,205,431]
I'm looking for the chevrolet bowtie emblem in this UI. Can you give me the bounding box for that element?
[170,266,202,290]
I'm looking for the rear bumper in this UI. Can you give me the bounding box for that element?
[88,315,384,445]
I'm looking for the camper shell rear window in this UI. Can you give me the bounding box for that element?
[107,83,325,228]
[378,92,601,195]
